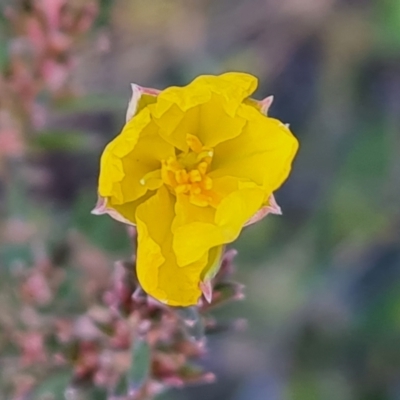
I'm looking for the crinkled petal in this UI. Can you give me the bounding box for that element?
[171,176,257,232]
[212,176,259,198]
[151,103,197,152]
[156,251,209,306]
[211,105,299,193]
[195,72,258,111]
[151,97,246,152]
[136,186,209,306]
[154,72,256,114]
[173,187,265,266]
[135,187,173,297]
[150,72,257,151]
[172,193,216,232]
[197,94,246,147]
[99,109,174,204]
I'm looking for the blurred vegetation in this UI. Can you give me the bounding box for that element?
[1,0,400,399]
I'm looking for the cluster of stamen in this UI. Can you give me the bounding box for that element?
[161,134,215,207]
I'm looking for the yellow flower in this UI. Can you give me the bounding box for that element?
[93,72,299,307]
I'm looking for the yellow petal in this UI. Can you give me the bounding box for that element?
[140,169,162,191]
[215,187,265,228]
[171,176,259,233]
[211,105,299,193]
[104,190,155,225]
[156,252,209,306]
[99,109,174,204]
[197,93,246,147]
[135,186,209,306]
[212,175,258,197]
[135,187,173,295]
[150,73,257,150]
[151,103,198,152]
[216,72,258,97]
[173,187,265,266]
[154,72,257,115]
[172,193,216,232]
[194,72,258,117]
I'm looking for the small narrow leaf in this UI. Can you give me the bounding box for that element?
[128,337,151,395]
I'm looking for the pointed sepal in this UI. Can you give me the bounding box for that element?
[244,194,282,227]
[259,95,274,115]
[199,280,213,304]
[91,195,135,226]
[126,84,160,122]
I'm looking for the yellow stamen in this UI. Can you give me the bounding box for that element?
[203,156,212,165]
[190,184,202,195]
[140,169,163,190]
[196,150,212,163]
[201,176,213,190]
[197,161,208,176]
[160,136,218,207]
[186,134,204,153]
[175,169,188,184]
[175,184,190,194]
[166,157,180,171]
[189,169,202,183]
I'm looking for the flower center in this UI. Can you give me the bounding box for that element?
[161,134,216,207]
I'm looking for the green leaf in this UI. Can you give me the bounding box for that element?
[128,337,151,394]
[31,371,72,400]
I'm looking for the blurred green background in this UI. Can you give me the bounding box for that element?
[1,0,400,399]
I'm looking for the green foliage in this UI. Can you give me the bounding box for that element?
[128,338,151,394]
[31,372,72,400]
